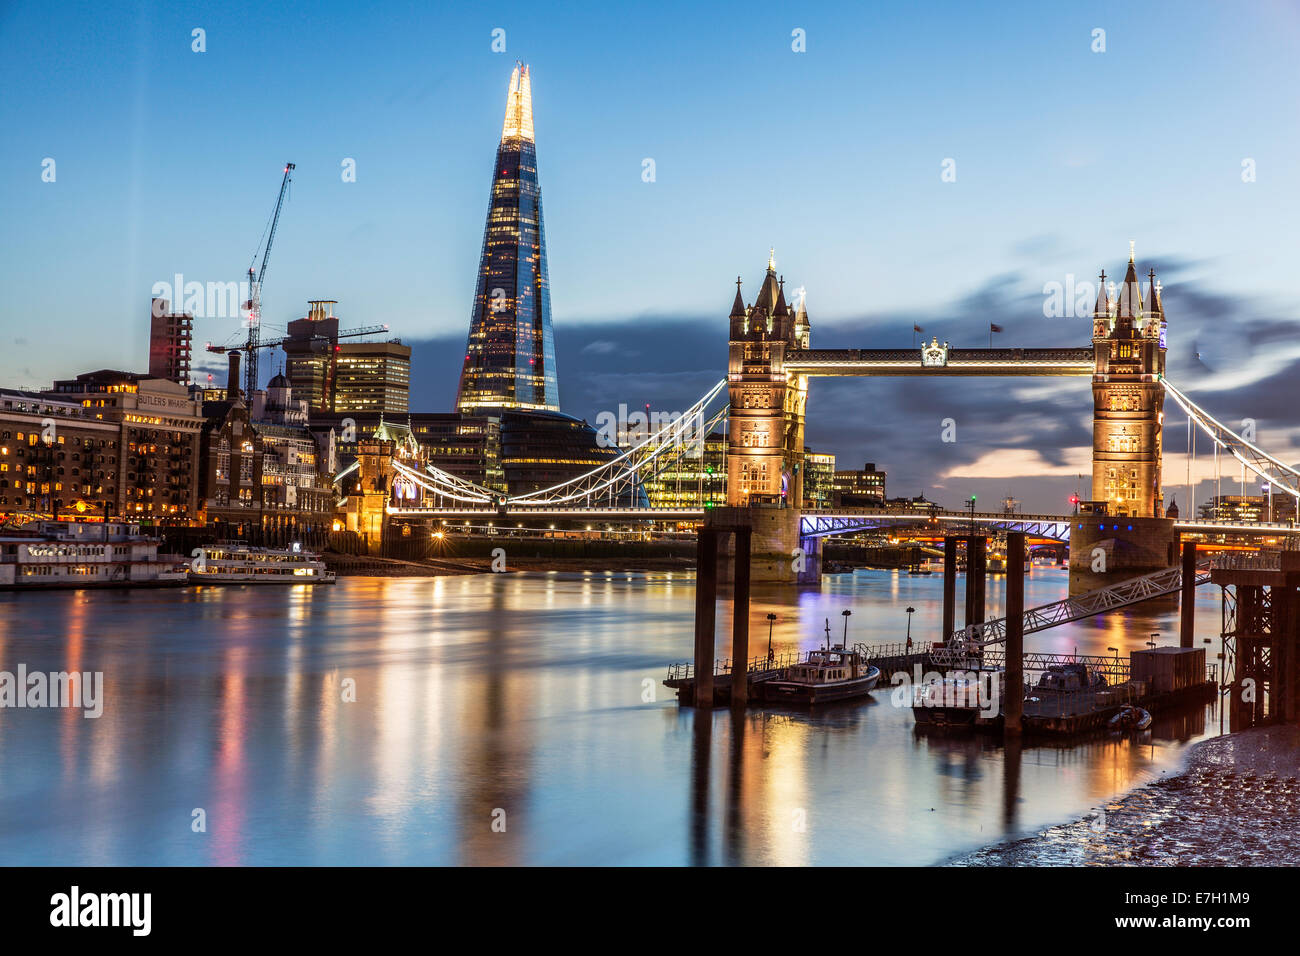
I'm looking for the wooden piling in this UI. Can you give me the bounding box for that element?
[693,529,719,707]
[1004,532,1026,736]
[942,536,957,642]
[965,534,986,631]
[730,528,752,706]
[1180,540,1197,649]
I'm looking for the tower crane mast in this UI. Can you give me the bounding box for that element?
[242,162,295,398]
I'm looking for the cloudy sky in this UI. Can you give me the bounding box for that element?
[3,0,1299,510]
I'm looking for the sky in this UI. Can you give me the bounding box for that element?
[2,0,1299,511]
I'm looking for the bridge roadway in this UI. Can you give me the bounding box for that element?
[783,347,1095,377]
[386,504,1299,541]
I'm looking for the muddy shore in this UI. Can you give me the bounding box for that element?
[952,725,1300,866]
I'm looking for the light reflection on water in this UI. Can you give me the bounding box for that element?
[0,567,1220,865]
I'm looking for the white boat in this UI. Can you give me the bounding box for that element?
[188,544,336,585]
[0,520,187,589]
[758,620,881,704]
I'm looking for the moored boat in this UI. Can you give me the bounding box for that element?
[0,520,186,589]
[759,619,880,705]
[188,544,336,585]
[1108,704,1152,731]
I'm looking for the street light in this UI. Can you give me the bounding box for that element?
[841,609,851,649]
[1148,632,1159,649]
[1107,645,1119,677]
[766,613,777,665]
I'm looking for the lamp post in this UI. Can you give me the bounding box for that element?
[766,613,776,665]
[1107,645,1119,681]
[905,606,916,649]
[841,609,851,650]
[1148,632,1159,650]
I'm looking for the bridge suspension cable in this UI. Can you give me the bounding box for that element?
[1162,378,1300,504]
[390,458,497,505]
[507,379,729,507]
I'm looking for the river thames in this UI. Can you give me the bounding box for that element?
[0,567,1223,865]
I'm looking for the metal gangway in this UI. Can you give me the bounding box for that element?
[935,560,1214,665]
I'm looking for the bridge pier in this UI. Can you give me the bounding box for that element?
[1069,515,1179,595]
[1213,552,1300,730]
[716,506,806,585]
[693,512,758,708]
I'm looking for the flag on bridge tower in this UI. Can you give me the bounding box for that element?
[913,323,923,346]
[989,323,1004,347]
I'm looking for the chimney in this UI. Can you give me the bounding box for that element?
[227,352,241,400]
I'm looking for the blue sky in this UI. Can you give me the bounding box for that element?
[3,0,1299,509]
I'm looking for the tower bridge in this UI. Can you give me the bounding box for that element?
[368,245,1299,592]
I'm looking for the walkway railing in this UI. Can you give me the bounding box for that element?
[665,651,799,682]
[947,560,1213,649]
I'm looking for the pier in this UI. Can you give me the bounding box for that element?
[669,529,1253,739]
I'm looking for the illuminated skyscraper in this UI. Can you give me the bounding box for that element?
[455,63,559,413]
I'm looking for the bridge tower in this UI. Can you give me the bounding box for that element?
[1073,246,1178,592]
[1090,246,1167,518]
[723,252,813,582]
[342,437,396,552]
[726,252,809,507]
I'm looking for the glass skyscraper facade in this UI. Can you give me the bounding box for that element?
[455,63,559,414]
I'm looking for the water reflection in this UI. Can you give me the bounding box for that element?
[0,567,1219,865]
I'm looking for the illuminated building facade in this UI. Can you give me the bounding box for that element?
[46,371,204,522]
[1091,248,1166,518]
[199,374,334,538]
[500,411,619,497]
[1197,494,1292,524]
[456,63,559,414]
[802,450,836,509]
[831,462,886,507]
[0,389,119,522]
[640,430,728,509]
[283,301,410,414]
[282,300,340,411]
[331,340,411,414]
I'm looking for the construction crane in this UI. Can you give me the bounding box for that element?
[205,325,389,357]
[240,162,295,398]
[206,323,390,407]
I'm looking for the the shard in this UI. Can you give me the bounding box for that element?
[455,63,559,413]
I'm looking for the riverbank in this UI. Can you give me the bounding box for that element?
[951,725,1300,866]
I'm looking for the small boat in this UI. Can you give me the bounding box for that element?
[760,620,880,705]
[188,544,336,585]
[1108,704,1152,732]
[912,668,1005,728]
[1036,662,1107,692]
[907,567,932,576]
